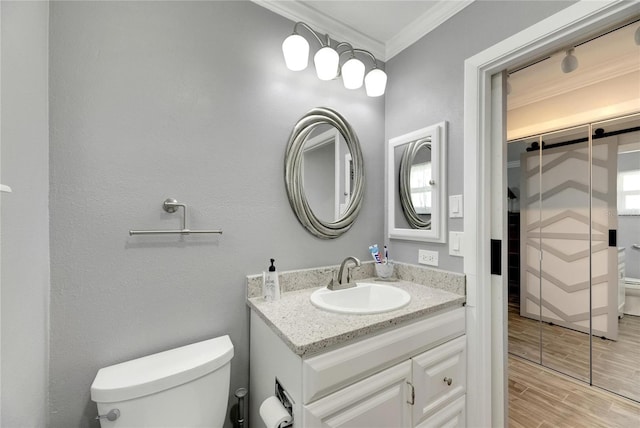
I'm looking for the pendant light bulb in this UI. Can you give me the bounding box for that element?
[364,68,387,97]
[342,57,365,89]
[282,33,309,71]
[314,46,339,80]
[561,48,578,74]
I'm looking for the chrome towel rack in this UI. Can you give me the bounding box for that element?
[129,198,223,236]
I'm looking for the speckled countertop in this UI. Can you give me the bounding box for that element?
[247,262,465,357]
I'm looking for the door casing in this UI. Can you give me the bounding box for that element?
[462,1,640,426]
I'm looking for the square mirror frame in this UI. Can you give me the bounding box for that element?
[386,122,447,243]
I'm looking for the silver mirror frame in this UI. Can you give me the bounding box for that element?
[399,138,432,229]
[285,107,365,239]
[387,122,447,243]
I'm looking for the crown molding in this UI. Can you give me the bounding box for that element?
[507,98,640,141]
[252,0,385,59]
[385,0,474,60]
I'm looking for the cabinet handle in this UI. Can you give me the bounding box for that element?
[443,377,453,386]
[406,381,415,405]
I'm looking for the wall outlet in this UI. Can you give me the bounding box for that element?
[418,249,439,266]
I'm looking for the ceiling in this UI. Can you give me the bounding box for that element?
[508,20,640,111]
[252,0,474,60]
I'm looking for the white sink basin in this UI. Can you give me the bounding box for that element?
[310,282,411,315]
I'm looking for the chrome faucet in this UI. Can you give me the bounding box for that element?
[328,256,361,290]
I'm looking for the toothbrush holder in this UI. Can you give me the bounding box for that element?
[374,262,394,280]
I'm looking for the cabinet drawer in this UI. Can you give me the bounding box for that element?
[412,335,466,424]
[302,307,465,404]
[415,395,465,428]
[303,361,412,428]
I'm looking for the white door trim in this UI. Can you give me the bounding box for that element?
[462,1,640,425]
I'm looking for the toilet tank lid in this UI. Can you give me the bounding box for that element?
[90,335,233,403]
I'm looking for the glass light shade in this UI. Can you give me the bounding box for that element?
[364,68,387,97]
[341,57,365,89]
[561,49,578,73]
[314,46,339,80]
[282,34,309,71]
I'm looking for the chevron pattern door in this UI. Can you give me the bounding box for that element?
[520,125,618,382]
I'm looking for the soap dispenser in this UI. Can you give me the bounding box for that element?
[263,258,281,301]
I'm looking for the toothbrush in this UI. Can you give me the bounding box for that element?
[369,245,382,263]
[368,245,377,263]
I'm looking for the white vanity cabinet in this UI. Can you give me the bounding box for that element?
[249,306,466,428]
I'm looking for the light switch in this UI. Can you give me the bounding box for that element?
[449,195,463,218]
[449,231,464,257]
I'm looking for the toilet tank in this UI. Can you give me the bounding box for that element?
[91,335,233,428]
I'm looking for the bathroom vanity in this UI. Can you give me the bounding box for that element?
[247,263,466,428]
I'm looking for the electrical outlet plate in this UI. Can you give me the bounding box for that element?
[418,249,439,266]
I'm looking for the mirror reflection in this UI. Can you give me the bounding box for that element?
[399,138,433,229]
[507,113,640,403]
[302,125,353,222]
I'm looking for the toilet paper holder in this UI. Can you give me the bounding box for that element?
[275,378,294,428]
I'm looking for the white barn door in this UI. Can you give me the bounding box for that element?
[520,127,618,380]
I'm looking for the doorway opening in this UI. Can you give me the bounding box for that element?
[463,2,640,425]
[502,11,640,404]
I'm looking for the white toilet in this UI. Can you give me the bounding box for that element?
[91,335,233,427]
[624,277,640,316]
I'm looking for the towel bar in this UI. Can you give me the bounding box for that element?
[129,198,223,236]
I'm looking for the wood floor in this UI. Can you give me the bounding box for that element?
[508,289,640,427]
[508,296,640,402]
[508,355,640,427]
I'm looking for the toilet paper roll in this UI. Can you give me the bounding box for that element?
[259,396,292,428]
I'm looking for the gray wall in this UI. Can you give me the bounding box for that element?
[384,0,575,272]
[0,1,50,427]
[619,151,640,278]
[48,1,384,427]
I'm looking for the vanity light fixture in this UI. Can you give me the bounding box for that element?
[560,48,579,73]
[282,22,387,97]
[314,43,340,80]
[364,68,387,97]
[339,44,366,89]
[282,32,309,71]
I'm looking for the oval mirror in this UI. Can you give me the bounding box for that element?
[285,107,365,239]
[399,138,433,229]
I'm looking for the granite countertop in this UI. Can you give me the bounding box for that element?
[247,277,465,357]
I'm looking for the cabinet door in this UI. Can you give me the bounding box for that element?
[411,336,466,426]
[303,361,412,428]
[415,396,465,428]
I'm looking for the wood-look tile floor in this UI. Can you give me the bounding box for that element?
[508,297,640,402]
[508,355,640,428]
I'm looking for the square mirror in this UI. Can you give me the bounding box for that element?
[386,122,447,242]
